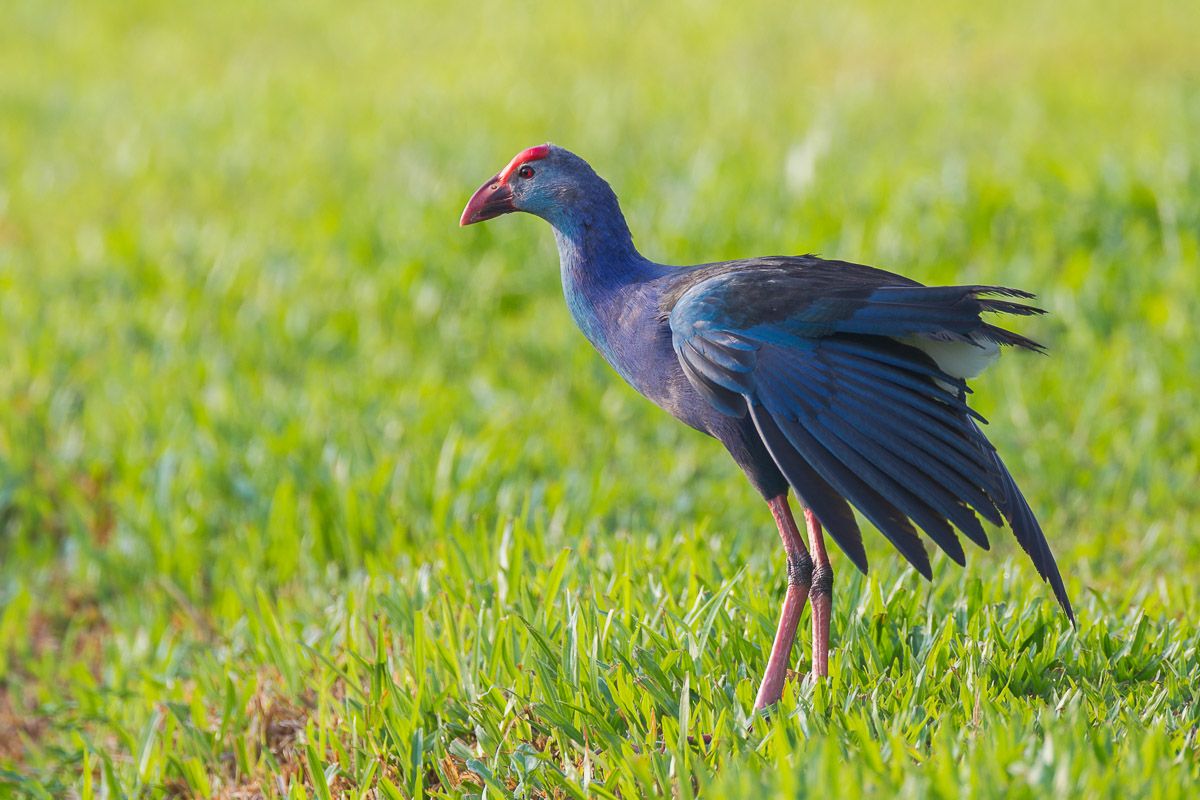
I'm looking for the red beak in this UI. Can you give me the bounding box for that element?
[459,174,516,226]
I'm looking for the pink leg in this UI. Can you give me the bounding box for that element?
[754,495,814,711]
[806,508,833,679]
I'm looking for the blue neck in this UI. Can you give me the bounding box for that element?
[543,188,662,353]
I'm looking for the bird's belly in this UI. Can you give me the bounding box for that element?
[588,330,711,442]
[602,318,787,497]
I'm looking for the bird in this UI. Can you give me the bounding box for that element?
[460,143,1073,710]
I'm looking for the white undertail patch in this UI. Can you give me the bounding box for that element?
[902,334,1000,380]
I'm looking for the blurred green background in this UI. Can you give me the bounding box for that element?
[2,0,1198,796]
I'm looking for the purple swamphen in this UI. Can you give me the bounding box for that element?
[460,144,1073,710]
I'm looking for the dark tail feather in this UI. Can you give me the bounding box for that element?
[750,404,869,574]
[751,398,932,580]
[980,323,1047,353]
[978,423,1075,624]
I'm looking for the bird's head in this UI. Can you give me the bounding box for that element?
[459,143,599,227]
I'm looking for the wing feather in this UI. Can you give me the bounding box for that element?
[665,257,1071,618]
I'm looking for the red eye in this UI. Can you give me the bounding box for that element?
[517,164,535,179]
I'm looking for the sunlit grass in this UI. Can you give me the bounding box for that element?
[1,0,1199,796]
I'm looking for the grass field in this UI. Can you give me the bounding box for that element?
[3,0,1200,796]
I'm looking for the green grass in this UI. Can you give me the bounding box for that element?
[2,0,1200,796]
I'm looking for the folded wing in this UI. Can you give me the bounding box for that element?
[666,257,1073,621]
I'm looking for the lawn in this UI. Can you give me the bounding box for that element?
[2,0,1199,796]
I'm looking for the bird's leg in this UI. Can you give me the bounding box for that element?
[753,494,813,711]
[805,508,833,679]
